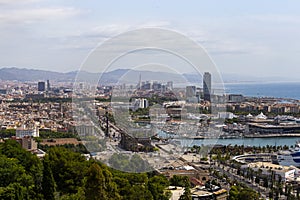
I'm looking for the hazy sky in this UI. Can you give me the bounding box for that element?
[1,0,300,80]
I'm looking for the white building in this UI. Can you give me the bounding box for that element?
[218,112,236,119]
[246,113,253,118]
[76,124,96,137]
[16,126,39,138]
[131,98,149,111]
[255,112,267,120]
[241,162,295,182]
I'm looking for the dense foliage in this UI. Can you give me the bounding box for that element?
[108,153,153,172]
[0,140,43,199]
[229,185,259,200]
[38,143,88,154]
[0,139,171,200]
[0,129,16,138]
[39,131,78,139]
[0,129,80,140]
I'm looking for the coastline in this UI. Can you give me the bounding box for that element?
[177,133,300,140]
[244,133,300,138]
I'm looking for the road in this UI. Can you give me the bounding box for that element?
[214,162,288,200]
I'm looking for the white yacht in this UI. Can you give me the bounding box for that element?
[277,141,300,167]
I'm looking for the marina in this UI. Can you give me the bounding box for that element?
[177,136,300,147]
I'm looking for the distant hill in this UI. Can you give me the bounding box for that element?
[0,67,289,84]
[0,68,191,84]
[0,67,75,82]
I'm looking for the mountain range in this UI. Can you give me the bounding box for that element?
[0,67,289,84]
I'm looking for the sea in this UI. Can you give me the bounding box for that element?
[224,82,300,100]
[186,82,300,147]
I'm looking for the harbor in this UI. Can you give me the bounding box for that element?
[177,136,300,147]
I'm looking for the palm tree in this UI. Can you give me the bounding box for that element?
[263,176,268,188]
[257,168,263,181]
[286,184,293,199]
[296,185,300,199]
[262,146,266,153]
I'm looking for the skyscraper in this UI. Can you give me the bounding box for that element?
[138,73,142,89]
[47,80,50,91]
[38,81,45,92]
[203,72,211,101]
[186,86,196,98]
[167,81,173,90]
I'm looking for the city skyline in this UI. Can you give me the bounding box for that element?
[1,2,300,199]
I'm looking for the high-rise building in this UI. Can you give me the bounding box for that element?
[140,98,149,109]
[186,86,196,98]
[47,80,50,91]
[38,81,45,92]
[152,82,162,91]
[137,73,142,89]
[167,81,173,90]
[131,98,149,111]
[141,82,151,90]
[203,72,211,101]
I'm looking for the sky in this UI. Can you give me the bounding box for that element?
[1,0,300,80]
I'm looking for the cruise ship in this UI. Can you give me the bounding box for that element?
[277,141,300,167]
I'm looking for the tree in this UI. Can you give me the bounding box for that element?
[47,147,87,194]
[0,155,34,200]
[42,156,56,200]
[0,129,16,138]
[263,177,269,188]
[148,175,170,200]
[239,188,259,199]
[84,163,107,200]
[179,186,192,200]
[286,184,293,199]
[229,185,259,200]
[101,165,120,200]
[84,163,120,200]
[229,185,239,200]
[123,185,154,200]
[170,175,190,187]
[0,142,173,200]
[0,140,42,199]
[112,176,131,197]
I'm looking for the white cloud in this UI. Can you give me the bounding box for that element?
[137,21,171,28]
[248,14,300,24]
[204,39,269,55]
[48,22,173,50]
[87,24,132,38]
[0,0,40,5]
[182,29,269,56]
[0,7,81,24]
[82,21,172,39]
